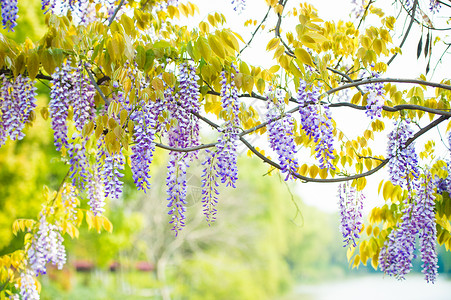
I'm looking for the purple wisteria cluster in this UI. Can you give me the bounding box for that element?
[362,71,384,119]
[27,216,66,276]
[350,0,365,17]
[49,61,74,152]
[231,0,246,13]
[0,75,37,147]
[379,173,438,282]
[296,79,335,170]
[176,63,201,157]
[337,183,364,247]
[20,270,39,300]
[216,66,240,187]
[386,119,419,187]
[265,89,299,181]
[417,173,438,283]
[200,150,220,223]
[72,64,96,131]
[166,152,188,235]
[61,183,78,221]
[429,0,441,13]
[67,134,90,190]
[87,167,106,216]
[1,0,18,31]
[200,65,240,223]
[164,63,201,233]
[130,100,157,192]
[98,143,125,200]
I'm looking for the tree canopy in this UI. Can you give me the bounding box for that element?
[1,0,451,298]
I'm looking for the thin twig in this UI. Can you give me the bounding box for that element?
[239,6,272,55]
[387,0,418,65]
[240,115,449,183]
[108,0,126,26]
[84,64,110,106]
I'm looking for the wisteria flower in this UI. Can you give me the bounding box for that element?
[265,89,299,181]
[338,183,364,247]
[387,119,419,187]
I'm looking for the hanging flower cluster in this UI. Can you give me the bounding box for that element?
[1,0,18,31]
[67,134,90,190]
[20,270,40,300]
[130,100,157,192]
[231,0,246,13]
[296,79,335,169]
[386,119,419,187]
[379,173,438,282]
[0,75,37,147]
[201,150,220,223]
[337,183,364,247]
[200,65,240,223]
[429,0,441,13]
[87,167,106,216]
[166,152,188,235]
[27,216,66,276]
[350,0,365,17]
[265,89,299,181]
[99,146,125,200]
[176,63,201,157]
[49,61,74,152]
[164,63,201,233]
[216,66,240,187]
[417,173,438,283]
[362,72,384,119]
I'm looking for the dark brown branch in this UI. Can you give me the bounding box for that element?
[330,102,451,117]
[326,77,451,95]
[84,64,110,106]
[387,0,418,65]
[239,6,272,55]
[154,142,217,152]
[108,0,126,26]
[241,115,449,183]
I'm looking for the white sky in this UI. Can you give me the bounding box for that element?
[184,0,451,213]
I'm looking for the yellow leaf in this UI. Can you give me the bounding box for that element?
[86,211,94,230]
[242,74,254,95]
[294,48,314,67]
[207,14,216,26]
[299,164,308,176]
[256,78,265,95]
[208,35,225,59]
[266,37,280,51]
[351,92,362,105]
[196,37,212,61]
[373,39,383,55]
[103,217,113,233]
[382,181,393,201]
[309,165,319,178]
[151,77,164,92]
[26,51,39,80]
[269,65,280,73]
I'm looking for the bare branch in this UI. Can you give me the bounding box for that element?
[240,115,449,183]
[108,0,126,26]
[239,6,272,55]
[387,0,418,65]
[84,64,110,106]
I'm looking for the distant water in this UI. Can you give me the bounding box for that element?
[291,274,451,300]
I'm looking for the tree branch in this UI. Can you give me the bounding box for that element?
[108,0,126,26]
[239,6,272,55]
[387,0,418,66]
[84,64,110,106]
[240,115,449,183]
